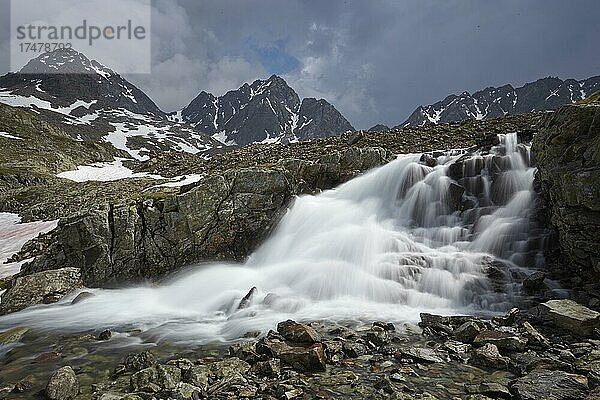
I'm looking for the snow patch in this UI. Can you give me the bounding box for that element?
[57,159,162,182]
[0,213,58,279]
[0,131,23,140]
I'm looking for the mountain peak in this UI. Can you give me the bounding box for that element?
[179,76,353,145]
[19,48,113,77]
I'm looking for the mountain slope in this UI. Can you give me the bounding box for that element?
[400,76,600,128]
[0,49,222,160]
[174,75,354,146]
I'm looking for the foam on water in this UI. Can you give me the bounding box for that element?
[0,133,546,344]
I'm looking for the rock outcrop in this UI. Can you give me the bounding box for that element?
[0,268,83,315]
[19,148,390,287]
[533,101,600,281]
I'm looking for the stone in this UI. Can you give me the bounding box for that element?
[522,321,550,348]
[98,330,112,341]
[46,366,79,400]
[257,338,326,372]
[522,271,546,293]
[453,321,482,343]
[277,320,321,344]
[510,370,588,400]
[251,359,280,377]
[465,382,511,399]
[0,268,83,315]
[0,326,29,345]
[470,343,508,369]
[124,351,157,372]
[237,287,257,310]
[473,330,528,352]
[398,346,446,363]
[206,357,251,378]
[132,364,181,392]
[71,291,95,304]
[174,382,202,399]
[540,299,600,336]
[342,341,368,358]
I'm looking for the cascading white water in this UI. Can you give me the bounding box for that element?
[0,133,545,344]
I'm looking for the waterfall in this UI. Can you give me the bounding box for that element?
[0,133,547,344]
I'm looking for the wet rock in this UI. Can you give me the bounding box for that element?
[0,268,83,315]
[470,343,509,369]
[342,341,368,358]
[373,321,396,331]
[277,320,321,344]
[98,330,112,341]
[257,338,326,372]
[510,370,588,400]
[540,299,600,336]
[473,330,528,352]
[71,291,95,304]
[237,287,257,310]
[251,359,281,377]
[130,364,181,392]
[366,326,392,347]
[173,382,202,399]
[398,346,447,363]
[124,351,157,372]
[228,341,261,363]
[509,350,572,375]
[443,340,472,361]
[465,382,511,399]
[454,321,483,343]
[33,351,62,364]
[14,376,35,393]
[575,350,600,388]
[46,366,79,400]
[206,357,251,378]
[522,271,546,293]
[323,340,344,363]
[0,326,29,345]
[522,321,550,349]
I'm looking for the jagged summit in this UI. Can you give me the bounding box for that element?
[0,48,164,117]
[175,74,354,146]
[398,75,600,128]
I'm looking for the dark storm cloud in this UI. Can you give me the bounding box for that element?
[1,0,599,128]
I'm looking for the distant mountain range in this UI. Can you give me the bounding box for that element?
[397,76,600,128]
[0,49,354,158]
[2,48,599,152]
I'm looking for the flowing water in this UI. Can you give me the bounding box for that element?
[0,132,549,346]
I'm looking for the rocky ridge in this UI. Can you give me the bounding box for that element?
[400,75,600,128]
[174,75,354,146]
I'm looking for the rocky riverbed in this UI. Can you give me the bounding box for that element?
[1,299,600,399]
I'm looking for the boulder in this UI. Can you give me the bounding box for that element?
[453,321,482,343]
[470,343,508,369]
[473,330,528,352]
[398,346,447,363]
[510,370,588,400]
[256,338,326,372]
[522,271,546,293]
[124,351,157,372]
[46,366,79,400]
[0,268,83,315]
[540,299,600,336]
[277,320,321,344]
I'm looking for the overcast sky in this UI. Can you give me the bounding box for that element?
[1,0,599,128]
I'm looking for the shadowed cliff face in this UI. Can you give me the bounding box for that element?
[533,100,600,281]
